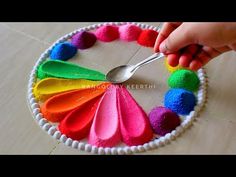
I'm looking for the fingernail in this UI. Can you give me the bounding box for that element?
[159,42,167,53]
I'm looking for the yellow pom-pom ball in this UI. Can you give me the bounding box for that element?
[164,57,181,73]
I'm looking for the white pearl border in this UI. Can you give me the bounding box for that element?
[27,22,208,155]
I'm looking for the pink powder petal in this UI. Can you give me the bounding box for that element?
[88,85,121,147]
[95,25,119,42]
[117,86,154,146]
[119,24,142,41]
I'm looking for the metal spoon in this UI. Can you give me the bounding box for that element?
[106,53,165,83]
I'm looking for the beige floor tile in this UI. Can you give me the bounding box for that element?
[203,51,236,123]
[2,22,93,44]
[0,24,57,154]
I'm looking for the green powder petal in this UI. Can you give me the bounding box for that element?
[37,60,106,81]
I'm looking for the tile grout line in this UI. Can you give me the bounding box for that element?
[0,22,96,46]
[48,142,60,155]
[1,24,50,45]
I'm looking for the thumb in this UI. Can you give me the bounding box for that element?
[159,24,195,54]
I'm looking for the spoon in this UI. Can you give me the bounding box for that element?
[106,53,165,83]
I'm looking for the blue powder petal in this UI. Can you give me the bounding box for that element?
[50,42,77,61]
[164,88,196,115]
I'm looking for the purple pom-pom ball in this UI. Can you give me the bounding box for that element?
[148,106,181,136]
[71,31,97,49]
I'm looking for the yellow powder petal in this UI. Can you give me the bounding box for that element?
[33,78,103,101]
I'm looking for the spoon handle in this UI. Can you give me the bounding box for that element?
[132,53,165,72]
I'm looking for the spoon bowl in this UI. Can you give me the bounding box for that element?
[106,53,164,83]
[106,65,135,84]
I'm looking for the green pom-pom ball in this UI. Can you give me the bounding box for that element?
[168,69,200,92]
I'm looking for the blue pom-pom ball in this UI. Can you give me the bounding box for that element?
[164,88,196,115]
[50,42,77,61]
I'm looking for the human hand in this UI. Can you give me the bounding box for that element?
[154,22,236,70]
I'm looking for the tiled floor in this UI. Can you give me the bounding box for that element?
[0,22,236,154]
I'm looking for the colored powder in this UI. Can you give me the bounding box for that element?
[33,78,102,101]
[95,25,119,42]
[118,24,142,41]
[50,42,77,61]
[148,106,180,136]
[117,85,153,146]
[168,69,200,91]
[37,60,106,81]
[164,57,181,73]
[71,31,97,49]
[137,29,158,47]
[41,82,111,122]
[58,96,102,141]
[164,88,196,115]
[88,85,121,147]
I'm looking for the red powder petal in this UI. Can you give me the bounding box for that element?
[58,96,102,140]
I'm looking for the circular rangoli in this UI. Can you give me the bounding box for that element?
[27,22,208,154]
